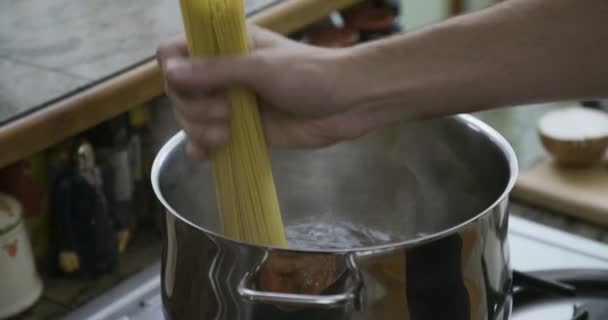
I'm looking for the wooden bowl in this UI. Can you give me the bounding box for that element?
[538,105,608,167]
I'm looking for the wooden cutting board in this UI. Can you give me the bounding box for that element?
[512,156,608,227]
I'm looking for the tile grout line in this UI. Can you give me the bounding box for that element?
[1,55,93,81]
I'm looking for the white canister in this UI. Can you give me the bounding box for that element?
[0,193,43,319]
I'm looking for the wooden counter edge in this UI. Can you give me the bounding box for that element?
[0,0,363,168]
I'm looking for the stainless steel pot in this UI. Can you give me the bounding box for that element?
[151,114,518,320]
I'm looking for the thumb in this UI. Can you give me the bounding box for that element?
[162,55,267,96]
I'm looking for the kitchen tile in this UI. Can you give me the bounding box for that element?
[0,0,183,84]
[0,58,87,125]
[0,0,275,71]
[0,0,281,125]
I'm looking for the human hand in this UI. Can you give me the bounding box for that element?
[59,251,80,273]
[156,25,375,159]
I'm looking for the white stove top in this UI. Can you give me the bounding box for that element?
[509,217,608,320]
[63,216,608,320]
[510,217,608,271]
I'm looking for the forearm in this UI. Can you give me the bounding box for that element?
[347,0,608,126]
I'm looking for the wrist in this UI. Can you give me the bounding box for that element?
[334,39,427,132]
[323,46,393,137]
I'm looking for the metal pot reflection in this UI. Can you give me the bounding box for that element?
[152,114,518,320]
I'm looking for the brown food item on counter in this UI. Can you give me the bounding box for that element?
[538,105,608,167]
[306,26,360,47]
[258,252,337,294]
[343,6,396,38]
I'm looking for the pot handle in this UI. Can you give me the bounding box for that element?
[237,254,364,310]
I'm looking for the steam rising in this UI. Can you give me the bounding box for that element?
[154,116,511,250]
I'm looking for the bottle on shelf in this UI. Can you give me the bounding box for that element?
[85,115,134,251]
[343,2,400,41]
[49,140,127,276]
[301,11,360,48]
[127,104,158,228]
[305,25,360,48]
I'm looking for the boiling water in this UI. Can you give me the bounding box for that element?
[285,222,404,250]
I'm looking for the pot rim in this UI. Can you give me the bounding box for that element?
[151,114,519,253]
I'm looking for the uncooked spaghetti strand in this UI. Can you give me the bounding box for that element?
[178,0,287,247]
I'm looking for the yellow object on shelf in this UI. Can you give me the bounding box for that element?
[177,0,287,247]
[128,104,151,128]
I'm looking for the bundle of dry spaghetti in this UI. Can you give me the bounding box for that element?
[178,0,287,247]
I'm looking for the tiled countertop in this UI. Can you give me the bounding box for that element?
[0,0,280,125]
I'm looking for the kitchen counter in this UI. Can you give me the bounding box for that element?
[476,102,608,245]
[0,0,278,125]
[0,0,364,168]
